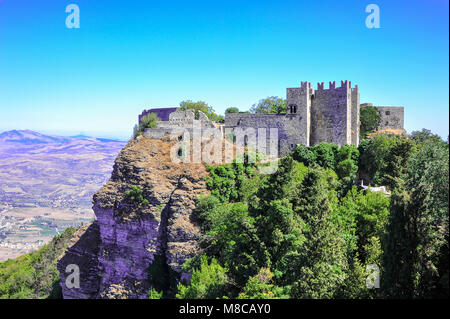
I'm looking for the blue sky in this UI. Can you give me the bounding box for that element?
[0,0,448,140]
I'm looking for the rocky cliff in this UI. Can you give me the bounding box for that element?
[57,137,209,299]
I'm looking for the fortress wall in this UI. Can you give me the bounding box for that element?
[224,113,307,156]
[376,106,404,130]
[310,83,351,146]
[351,87,360,145]
[144,128,183,140]
[197,111,217,128]
[167,110,195,127]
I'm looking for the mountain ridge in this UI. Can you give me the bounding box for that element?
[0,130,126,144]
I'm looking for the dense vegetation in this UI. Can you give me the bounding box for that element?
[360,104,381,139]
[171,129,448,299]
[0,227,77,299]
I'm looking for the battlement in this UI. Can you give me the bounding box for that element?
[329,81,336,89]
[314,80,355,91]
[340,80,351,89]
[300,81,313,90]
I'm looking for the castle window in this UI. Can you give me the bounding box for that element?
[386,111,390,115]
[289,104,297,114]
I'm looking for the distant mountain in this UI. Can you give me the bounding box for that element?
[0,130,71,144]
[0,130,126,144]
[69,134,92,139]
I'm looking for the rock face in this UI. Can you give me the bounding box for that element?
[57,137,208,298]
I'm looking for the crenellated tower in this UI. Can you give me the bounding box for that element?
[286,81,313,146]
[287,80,360,148]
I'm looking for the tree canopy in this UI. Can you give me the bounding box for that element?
[178,100,223,122]
[250,96,287,114]
[360,105,381,139]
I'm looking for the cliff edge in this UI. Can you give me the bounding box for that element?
[57,137,208,298]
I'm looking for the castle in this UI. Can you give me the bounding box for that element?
[140,81,404,157]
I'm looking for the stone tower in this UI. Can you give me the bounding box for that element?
[286,81,313,146]
[287,80,360,148]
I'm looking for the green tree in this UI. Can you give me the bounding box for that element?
[250,96,286,114]
[358,134,415,187]
[410,128,443,146]
[383,136,416,189]
[254,156,307,205]
[360,104,381,139]
[288,167,348,298]
[238,268,289,299]
[312,142,337,170]
[292,144,317,166]
[382,178,448,298]
[176,255,229,299]
[225,107,239,114]
[354,191,390,261]
[179,100,222,122]
[254,199,303,265]
[204,161,257,203]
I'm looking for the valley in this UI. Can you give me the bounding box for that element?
[0,130,126,261]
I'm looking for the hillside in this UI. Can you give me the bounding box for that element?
[56,129,449,299]
[0,226,77,299]
[1,129,447,299]
[0,130,126,261]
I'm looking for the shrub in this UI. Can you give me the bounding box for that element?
[125,185,149,206]
[140,112,161,130]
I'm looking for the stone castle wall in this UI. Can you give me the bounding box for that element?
[144,109,217,140]
[224,113,305,155]
[140,81,404,157]
[310,81,353,146]
[351,86,360,145]
[375,106,404,130]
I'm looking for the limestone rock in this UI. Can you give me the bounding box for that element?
[57,138,208,298]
